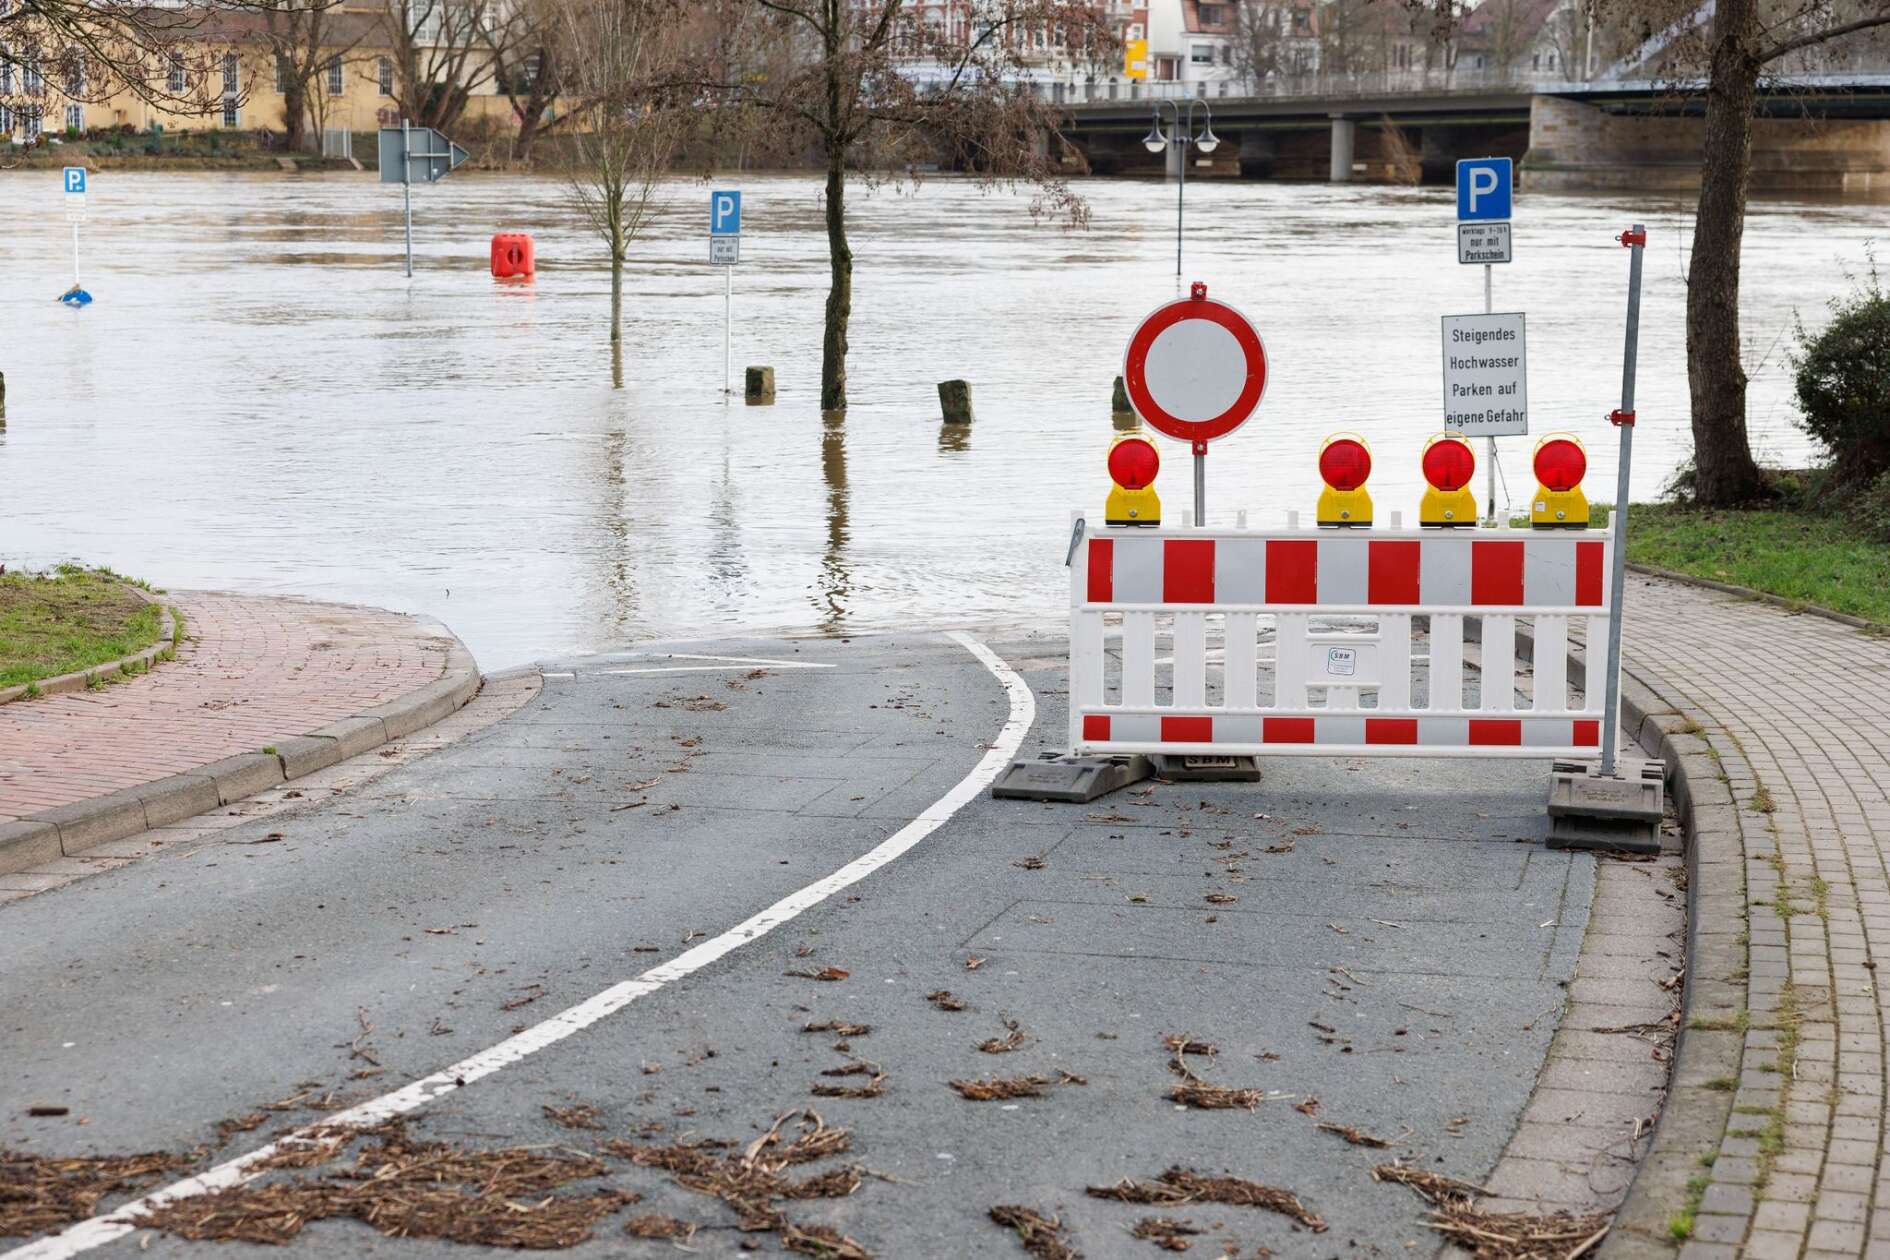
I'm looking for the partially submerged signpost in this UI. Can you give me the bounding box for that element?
[379,121,470,278]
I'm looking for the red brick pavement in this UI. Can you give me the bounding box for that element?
[0,591,453,822]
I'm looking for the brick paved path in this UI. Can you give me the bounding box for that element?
[1623,574,1890,1260]
[0,592,453,822]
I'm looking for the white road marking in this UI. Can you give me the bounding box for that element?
[5,630,1033,1260]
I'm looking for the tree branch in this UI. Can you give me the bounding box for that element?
[1760,13,1890,64]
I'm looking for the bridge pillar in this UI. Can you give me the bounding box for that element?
[1236,129,1277,179]
[1328,116,1356,182]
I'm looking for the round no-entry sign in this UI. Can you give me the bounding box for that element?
[1122,283,1267,446]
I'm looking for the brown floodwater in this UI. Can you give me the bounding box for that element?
[0,170,1875,667]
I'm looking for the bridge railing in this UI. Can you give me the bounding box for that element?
[1055,65,1578,106]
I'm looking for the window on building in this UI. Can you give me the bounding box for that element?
[64,53,83,96]
[1190,43,1213,63]
[24,54,42,95]
[167,52,184,93]
[408,1,442,45]
[1531,52,1540,68]
[221,94,237,126]
[326,56,343,95]
[64,102,81,132]
[0,47,11,96]
[1474,53,1486,68]
[378,56,393,95]
[23,104,41,140]
[1547,52,1557,70]
[0,104,11,136]
[273,55,287,93]
[222,51,238,93]
[1198,3,1224,23]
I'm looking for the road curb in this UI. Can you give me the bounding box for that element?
[0,631,482,876]
[1489,615,1744,1257]
[0,588,180,707]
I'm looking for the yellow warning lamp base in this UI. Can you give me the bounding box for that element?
[1106,485,1161,527]
[1316,485,1373,528]
[1419,487,1478,527]
[1531,487,1590,529]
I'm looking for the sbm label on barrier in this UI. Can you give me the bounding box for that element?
[1440,312,1528,437]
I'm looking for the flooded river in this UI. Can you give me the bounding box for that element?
[0,171,1878,668]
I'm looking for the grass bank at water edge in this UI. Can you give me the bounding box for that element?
[0,565,165,690]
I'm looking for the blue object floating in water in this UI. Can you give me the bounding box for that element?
[57,286,92,306]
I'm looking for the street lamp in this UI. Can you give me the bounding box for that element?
[1143,98,1218,289]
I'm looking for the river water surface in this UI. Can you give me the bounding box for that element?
[0,171,1878,667]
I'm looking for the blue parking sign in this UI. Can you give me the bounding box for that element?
[63,166,86,194]
[710,190,741,236]
[1456,158,1511,221]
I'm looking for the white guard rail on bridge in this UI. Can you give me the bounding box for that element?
[1069,516,1612,759]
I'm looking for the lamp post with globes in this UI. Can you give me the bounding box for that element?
[1142,98,1219,291]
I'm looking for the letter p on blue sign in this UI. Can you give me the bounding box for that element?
[1456,158,1511,221]
[711,190,741,236]
[63,166,86,194]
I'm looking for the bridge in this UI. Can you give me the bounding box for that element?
[1058,73,1890,192]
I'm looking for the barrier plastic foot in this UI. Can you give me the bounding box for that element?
[991,754,1153,803]
[1545,758,1665,853]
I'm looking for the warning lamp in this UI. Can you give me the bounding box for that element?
[1105,433,1162,527]
[1418,431,1477,527]
[1531,433,1590,529]
[1315,433,1372,527]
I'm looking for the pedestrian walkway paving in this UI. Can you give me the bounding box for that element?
[0,591,454,822]
[1617,574,1890,1260]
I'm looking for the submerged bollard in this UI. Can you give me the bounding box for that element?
[0,369,6,423]
[745,366,775,406]
[938,379,973,424]
[1112,374,1133,417]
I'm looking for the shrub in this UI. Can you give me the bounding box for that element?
[1794,256,1890,491]
[1856,470,1890,544]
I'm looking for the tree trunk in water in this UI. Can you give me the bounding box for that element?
[820,154,851,412]
[610,254,623,346]
[282,75,307,153]
[1685,0,1768,506]
[515,110,540,164]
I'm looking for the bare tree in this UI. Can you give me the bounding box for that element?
[385,0,501,131]
[708,0,1110,412]
[487,0,565,161]
[0,1,244,128]
[1229,0,1286,81]
[1677,0,1890,503]
[555,0,686,351]
[258,0,370,151]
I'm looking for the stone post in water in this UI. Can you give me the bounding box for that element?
[938,379,973,424]
[745,366,775,406]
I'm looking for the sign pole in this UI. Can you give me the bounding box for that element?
[1599,224,1645,779]
[1193,440,1205,526]
[401,119,413,279]
[724,265,732,398]
[71,221,81,291]
[1484,260,1496,524]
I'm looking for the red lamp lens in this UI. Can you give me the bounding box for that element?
[1533,438,1587,493]
[1422,438,1475,492]
[1108,438,1160,490]
[1318,439,1371,492]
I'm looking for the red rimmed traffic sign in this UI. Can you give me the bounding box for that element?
[1122,281,1267,448]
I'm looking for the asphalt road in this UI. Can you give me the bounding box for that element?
[1,630,1595,1259]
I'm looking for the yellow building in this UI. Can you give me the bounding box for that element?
[2,7,531,147]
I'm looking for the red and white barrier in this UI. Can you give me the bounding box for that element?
[1070,517,1611,759]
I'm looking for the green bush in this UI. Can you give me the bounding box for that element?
[1855,471,1890,544]
[1794,258,1890,491]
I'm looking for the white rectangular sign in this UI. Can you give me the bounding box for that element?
[1441,312,1528,436]
[709,235,739,265]
[64,192,86,223]
[1457,221,1510,265]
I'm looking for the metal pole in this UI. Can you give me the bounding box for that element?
[723,264,732,397]
[1175,130,1185,290]
[1599,223,1645,778]
[401,118,413,279]
[1193,444,1205,527]
[71,221,80,289]
[1484,261,1496,524]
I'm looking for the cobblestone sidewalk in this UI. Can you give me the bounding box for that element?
[0,591,454,822]
[1620,574,1890,1260]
